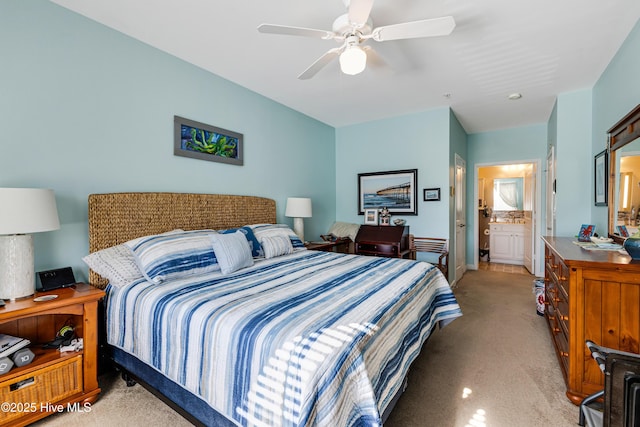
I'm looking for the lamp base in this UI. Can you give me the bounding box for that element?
[292,217,305,242]
[0,235,35,300]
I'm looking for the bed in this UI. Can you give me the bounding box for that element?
[86,192,462,427]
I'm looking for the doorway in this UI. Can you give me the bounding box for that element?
[474,160,542,276]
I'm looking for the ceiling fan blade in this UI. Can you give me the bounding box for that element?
[348,0,374,26]
[297,48,342,80]
[258,23,335,40]
[372,16,456,42]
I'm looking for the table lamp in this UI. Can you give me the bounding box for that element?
[285,197,312,242]
[0,188,60,300]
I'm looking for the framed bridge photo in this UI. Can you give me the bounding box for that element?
[358,169,418,215]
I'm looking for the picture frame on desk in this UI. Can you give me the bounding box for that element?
[364,208,379,225]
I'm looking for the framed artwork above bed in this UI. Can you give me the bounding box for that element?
[174,115,243,165]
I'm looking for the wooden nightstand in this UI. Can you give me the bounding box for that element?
[0,283,105,426]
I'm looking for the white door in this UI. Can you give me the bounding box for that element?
[455,155,467,281]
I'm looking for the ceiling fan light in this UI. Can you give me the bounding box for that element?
[339,46,366,75]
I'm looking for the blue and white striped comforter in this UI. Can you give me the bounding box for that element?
[106,250,462,427]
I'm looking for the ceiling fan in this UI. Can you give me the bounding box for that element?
[257,0,456,79]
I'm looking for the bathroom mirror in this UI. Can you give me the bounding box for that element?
[608,104,640,237]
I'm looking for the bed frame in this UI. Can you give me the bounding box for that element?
[87,192,408,426]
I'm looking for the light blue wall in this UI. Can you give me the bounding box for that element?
[554,89,593,236]
[467,125,547,270]
[592,19,640,230]
[0,0,335,282]
[335,108,451,238]
[335,107,455,277]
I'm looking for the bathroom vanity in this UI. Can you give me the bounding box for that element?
[489,222,526,264]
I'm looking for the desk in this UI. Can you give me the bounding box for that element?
[355,225,410,258]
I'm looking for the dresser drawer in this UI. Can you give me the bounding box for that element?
[0,354,82,423]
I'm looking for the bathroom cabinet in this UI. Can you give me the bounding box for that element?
[489,223,525,264]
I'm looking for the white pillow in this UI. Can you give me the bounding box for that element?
[261,235,293,259]
[209,231,254,274]
[82,244,143,288]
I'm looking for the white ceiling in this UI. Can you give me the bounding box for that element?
[50,0,640,133]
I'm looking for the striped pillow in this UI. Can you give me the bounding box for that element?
[126,230,219,284]
[249,224,306,251]
[209,231,253,274]
[261,235,293,259]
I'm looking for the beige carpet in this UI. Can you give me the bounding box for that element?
[35,269,579,427]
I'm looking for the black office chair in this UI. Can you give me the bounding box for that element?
[579,340,640,427]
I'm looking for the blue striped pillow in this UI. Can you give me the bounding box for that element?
[209,231,253,274]
[125,230,219,284]
[261,235,293,259]
[249,224,306,251]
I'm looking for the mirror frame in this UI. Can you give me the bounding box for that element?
[608,104,640,237]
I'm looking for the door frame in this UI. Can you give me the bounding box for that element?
[473,159,543,276]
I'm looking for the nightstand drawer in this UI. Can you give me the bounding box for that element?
[0,354,82,423]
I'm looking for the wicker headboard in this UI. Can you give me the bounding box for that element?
[87,192,276,289]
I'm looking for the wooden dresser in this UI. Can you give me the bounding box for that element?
[355,225,410,258]
[542,236,640,404]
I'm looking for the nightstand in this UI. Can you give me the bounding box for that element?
[0,283,105,426]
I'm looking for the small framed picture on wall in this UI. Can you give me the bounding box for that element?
[423,188,441,201]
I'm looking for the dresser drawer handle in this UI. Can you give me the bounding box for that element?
[560,351,569,358]
[553,327,561,333]
[558,276,566,281]
[561,315,569,321]
[553,297,561,303]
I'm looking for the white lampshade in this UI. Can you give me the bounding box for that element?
[0,188,60,300]
[0,188,60,234]
[285,197,312,242]
[339,45,367,75]
[285,197,312,218]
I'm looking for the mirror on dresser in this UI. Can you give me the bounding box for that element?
[608,104,640,238]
